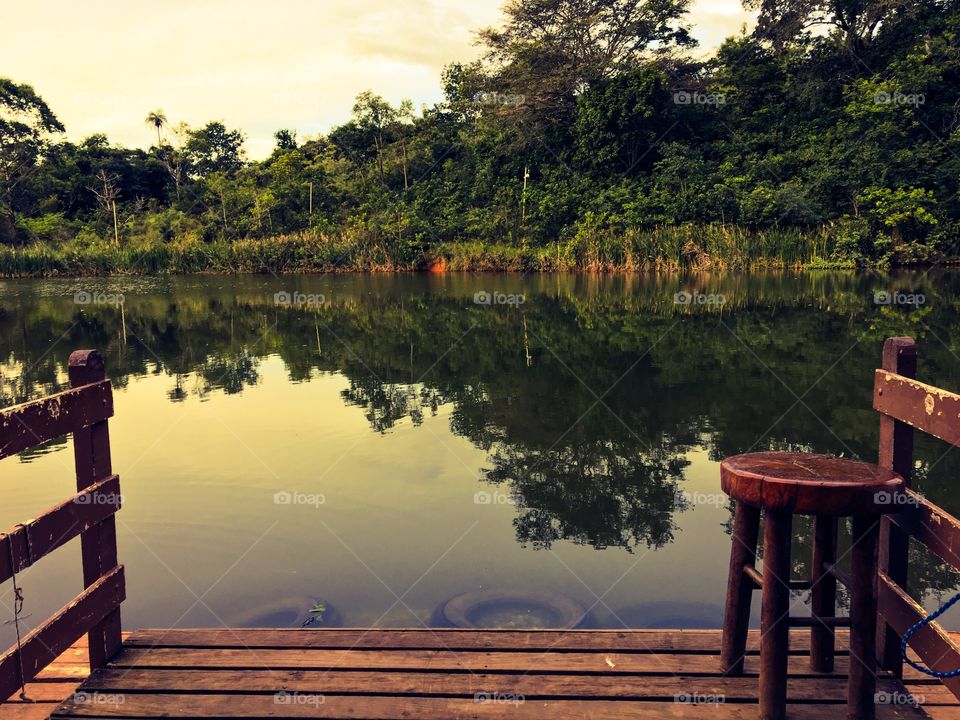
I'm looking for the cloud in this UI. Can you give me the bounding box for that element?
[690,0,756,52]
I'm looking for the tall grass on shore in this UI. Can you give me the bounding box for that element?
[0,224,848,278]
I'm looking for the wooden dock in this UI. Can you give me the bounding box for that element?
[2,628,957,718]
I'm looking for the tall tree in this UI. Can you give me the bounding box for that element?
[145,110,167,146]
[274,129,298,151]
[158,122,190,201]
[743,0,920,53]
[396,100,415,191]
[87,169,121,246]
[351,91,398,183]
[478,0,695,116]
[0,79,64,242]
[185,122,245,179]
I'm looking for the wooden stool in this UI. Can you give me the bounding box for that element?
[718,452,905,720]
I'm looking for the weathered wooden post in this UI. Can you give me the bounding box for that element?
[69,349,123,668]
[875,337,916,677]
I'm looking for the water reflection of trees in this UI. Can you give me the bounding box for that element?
[484,442,690,550]
[3,273,960,596]
[341,379,444,433]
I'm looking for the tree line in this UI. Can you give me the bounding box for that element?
[1,0,958,271]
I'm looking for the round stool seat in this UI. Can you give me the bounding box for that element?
[721,451,905,515]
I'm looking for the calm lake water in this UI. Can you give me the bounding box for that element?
[2,271,959,643]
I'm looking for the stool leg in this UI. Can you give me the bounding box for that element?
[848,514,879,720]
[811,515,838,672]
[721,501,761,674]
[760,509,792,720]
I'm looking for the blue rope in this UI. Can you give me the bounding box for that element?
[901,589,960,678]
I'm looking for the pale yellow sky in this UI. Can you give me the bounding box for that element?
[2,0,753,159]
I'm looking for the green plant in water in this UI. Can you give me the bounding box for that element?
[301,601,326,627]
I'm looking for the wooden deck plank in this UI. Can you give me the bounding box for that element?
[122,628,852,653]
[111,630,959,681]
[107,646,856,676]
[5,683,85,703]
[905,683,960,706]
[50,694,931,719]
[10,628,960,719]
[80,668,908,701]
[2,705,63,720]
[921,709,960,720]
[35,664,93,680]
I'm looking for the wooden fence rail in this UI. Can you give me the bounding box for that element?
[0,380,113,461]
[875,337,960,701]
[0,350,124,702]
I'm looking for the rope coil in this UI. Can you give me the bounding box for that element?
[901,589,960,678]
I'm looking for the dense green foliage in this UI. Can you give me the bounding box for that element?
[2,0,959,273]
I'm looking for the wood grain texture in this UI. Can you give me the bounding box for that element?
[874,369,960,448]
[720,452,904,515]
[0,381,113,460]
[0,566,125,702]
[68,350,123,670]
[12,629,960,719]
[877,571,960,700]
[877,337,917,676]
[0,475,121,584]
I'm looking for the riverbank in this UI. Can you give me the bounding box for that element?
[0,224,906,277]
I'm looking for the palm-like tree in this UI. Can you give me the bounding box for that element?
[145,110,167,146]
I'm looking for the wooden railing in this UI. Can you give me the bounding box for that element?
[874,337,960,698]
[0,350,124,701]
